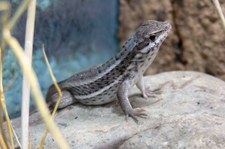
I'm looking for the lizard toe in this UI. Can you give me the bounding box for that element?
[127,108,148,123]
[145,87,162,98]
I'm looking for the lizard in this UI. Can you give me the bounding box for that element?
[46,20,171,122]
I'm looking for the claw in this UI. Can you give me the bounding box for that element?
[129,115,138,123]
[127,108,148,123]
[144,87,162,98]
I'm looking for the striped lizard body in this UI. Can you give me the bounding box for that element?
[46,20,171,121]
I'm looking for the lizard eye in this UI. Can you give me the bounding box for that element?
[149,35,156,41]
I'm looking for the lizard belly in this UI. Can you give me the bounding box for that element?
[74,83,119,105]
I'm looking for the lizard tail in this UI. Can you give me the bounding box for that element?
[46,82,78,110]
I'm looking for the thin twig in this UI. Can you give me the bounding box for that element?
[11,125,22,148]
[0,2,10,61]
[1,1,69,148]
[21,0,36,148]
[0,102,8,149]
[0,90,14,148]
[3,28,70,149]
[212,0,225,31]
[7,0,31,31]
[0,134,7,149]
[0,48,12,148]
[40,45,63,148]
[0,3,13,147]
[0,2,26,147]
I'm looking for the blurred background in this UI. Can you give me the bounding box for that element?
[3,0,225,118]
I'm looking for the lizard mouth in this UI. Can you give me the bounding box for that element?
[154,24,171,45]
[165,22,172,32]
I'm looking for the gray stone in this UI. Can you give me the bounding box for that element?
[11,71,225,148]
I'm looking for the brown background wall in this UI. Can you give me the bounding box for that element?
[119,0,225,80]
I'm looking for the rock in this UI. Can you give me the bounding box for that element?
[119,0,225,80]
[11,71,225,148]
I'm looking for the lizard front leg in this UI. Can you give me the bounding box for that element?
[136,75,148,98]
[117,79,147,122]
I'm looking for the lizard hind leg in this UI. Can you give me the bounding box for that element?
[136,75,161,99]
[48,90,77,110]
[117,79,147,122]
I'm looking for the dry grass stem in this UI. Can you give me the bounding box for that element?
[3,28,70,149]
[212,0,225,31]
[8,0,31,31]
[12,125,21,148]
[0,2,10,59]
[0,90,14,148]
[40,45,63,148]
[0,47,13,148]
[1,1,69,148]
[0,134,7,149]
[21,0,36,148]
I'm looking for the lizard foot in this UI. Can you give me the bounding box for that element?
[126,108,148,123]
[143,87,162,98]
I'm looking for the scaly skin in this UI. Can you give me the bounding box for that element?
[46,20,171,122]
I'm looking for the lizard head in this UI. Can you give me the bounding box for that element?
[134,20,171,52]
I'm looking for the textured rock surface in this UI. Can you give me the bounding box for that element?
[11,71,225,148]
[119,0,225,80]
